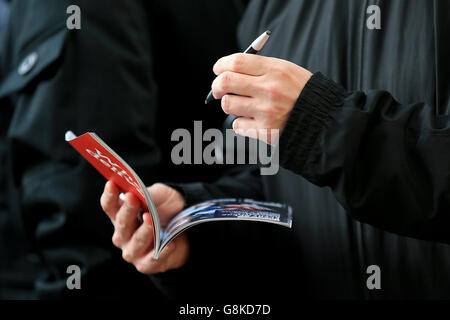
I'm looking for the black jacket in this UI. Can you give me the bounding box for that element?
[0,0,162,299]
[0,0,245,299]
[159,0,450,299]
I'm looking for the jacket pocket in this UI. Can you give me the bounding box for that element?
[0,27,68,99]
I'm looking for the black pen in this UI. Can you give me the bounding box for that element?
[204,30,272,104]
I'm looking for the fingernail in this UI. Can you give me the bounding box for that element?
[125,195,138,209]
[143,213,153,227]
[125,202,137,210]
[104,182,112,194]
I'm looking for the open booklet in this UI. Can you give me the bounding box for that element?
[65,131,292,259]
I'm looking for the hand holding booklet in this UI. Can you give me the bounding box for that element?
[65,131,292,259]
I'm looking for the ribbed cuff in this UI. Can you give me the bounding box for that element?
[279,72,347,174]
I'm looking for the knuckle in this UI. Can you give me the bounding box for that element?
[124,198,137,211]
[260,104,273,116]
[265,82,282,101]
[112,234,121,247]
[148,182,169,200]
[219,72,232,90]
[158,261,169,273]
[134,235,147,248]
[261,105,277,121]
[231,53,245,70]
[122,250,132,262]
[115,217,127,230]
[100,194,107,210]
[152,182,166,192]
[269,63,285,76]
[135,263,146,274]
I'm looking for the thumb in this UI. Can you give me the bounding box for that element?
[147,183,185,226]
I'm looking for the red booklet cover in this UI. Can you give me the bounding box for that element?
[65,131,165,256]
[65,131,149,207]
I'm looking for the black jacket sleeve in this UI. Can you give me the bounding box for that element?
[174,165,264,206]
[279,72,450,243]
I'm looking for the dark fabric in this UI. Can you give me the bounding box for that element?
[148,0,248,183]
[161,0,450,300]
[0,0,10,38]
[280,71,450,243]
[0,0,245,299]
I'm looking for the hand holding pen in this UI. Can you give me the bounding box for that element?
[205,30,272,104]
[206,30,313,145]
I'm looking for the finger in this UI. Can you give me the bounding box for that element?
[112,192,141,247]
[221,94,257,118]
[211,71,259,100]
[147,183,171,207]
[213,53,269,76]
[121,213,154,263]
[134,242,177,274]
[100,181,120,222]
[147,183,184,227]
[232,117,259,140]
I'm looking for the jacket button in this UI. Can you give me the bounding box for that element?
[18,52,39,75]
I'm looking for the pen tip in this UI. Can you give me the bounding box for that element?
[266,30,272,35]
[205,99,208,104]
